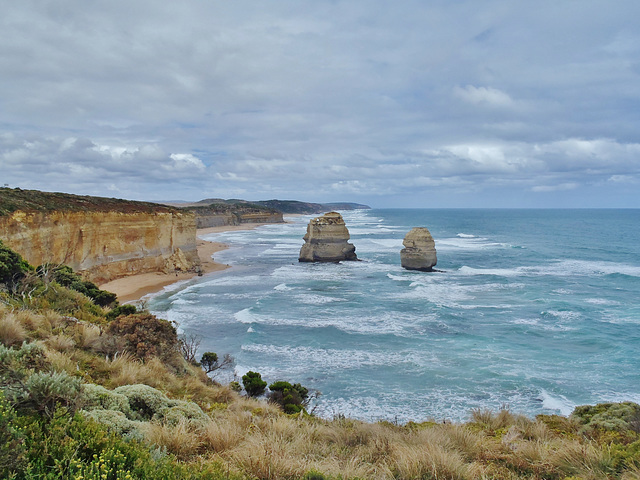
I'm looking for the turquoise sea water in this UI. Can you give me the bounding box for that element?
[149,209,640,422]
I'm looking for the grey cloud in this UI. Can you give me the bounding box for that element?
[1,0,639,206]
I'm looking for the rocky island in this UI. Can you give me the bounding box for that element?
[400,227,437,271]
[299,211,358,262]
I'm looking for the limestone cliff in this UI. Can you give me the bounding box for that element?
[299,212,357,262]
[400,227,437,271]
[0,189,199,284]
[189,203,284,228]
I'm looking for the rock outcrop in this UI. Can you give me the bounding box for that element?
[0,189,199,284]
[299,212,357,262]
[400,227,437,271]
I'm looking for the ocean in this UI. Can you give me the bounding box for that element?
[149,209,640,423]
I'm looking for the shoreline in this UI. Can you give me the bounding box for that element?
[99,223,273,304]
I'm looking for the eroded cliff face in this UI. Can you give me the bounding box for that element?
[195,210,284,228]
[0,210,199,284]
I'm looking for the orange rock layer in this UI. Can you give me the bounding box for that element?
[0,210,199,284]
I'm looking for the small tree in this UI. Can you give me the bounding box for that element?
[200,351,234,375]
[179,333,201,365]
[242,371,267,397]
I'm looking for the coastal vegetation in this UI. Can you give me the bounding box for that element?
[1,242,640,479]
[0,187,178,216]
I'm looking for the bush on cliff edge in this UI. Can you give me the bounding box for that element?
[0,240,33,286]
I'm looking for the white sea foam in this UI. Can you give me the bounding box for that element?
[396,284,472,307]
[296,294,345,305]
[542,310,581,321]
[437,237,505,251]
[387,273,413,282]
[170,298,198,306]
[585,298,620,306]
[539,389,575,416]
[247,327,255,333]
[198,274,265,287]
[234,308,257,324]
[241,343,415,370]
[457,233,476,238]
[513,318,539,326]
[552,288,574,295]
[457,260,640,278]
[274,283,294,291]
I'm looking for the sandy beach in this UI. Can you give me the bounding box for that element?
[99,223,270,304]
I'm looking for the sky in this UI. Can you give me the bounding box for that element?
[1,1,639,208]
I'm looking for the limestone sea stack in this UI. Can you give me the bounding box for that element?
[299,212,358,262]
[400,227,437,271]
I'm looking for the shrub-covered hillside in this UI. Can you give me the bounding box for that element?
[1,240,639,479]
[0,187,178,216]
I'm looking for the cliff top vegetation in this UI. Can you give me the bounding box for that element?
[0,188,180,216]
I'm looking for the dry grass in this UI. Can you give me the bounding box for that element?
[74,322,102,349]
[144,418,202,460]
[199,417,245,452]
[44,348,77,374]
[0,312,26,346]
[45,333,76,351]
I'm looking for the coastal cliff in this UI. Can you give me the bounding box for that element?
[0,188,199,284]
[188,203,284,228]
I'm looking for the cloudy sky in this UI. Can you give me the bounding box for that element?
[1,1,639,207]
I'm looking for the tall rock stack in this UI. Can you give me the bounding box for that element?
[400,227,437,271]
[299,212,358,262]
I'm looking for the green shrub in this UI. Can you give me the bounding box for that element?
[0,342,49,401]
[106,304,137,321]
[113,384,172,421]
[268,381,309,414]
[83,383,131,416]
[242,371,267,397]
[156,400,208,426]
[0,391,25,477]
[35,284,104,320]
[19,409,229,479]
[20,370,83,417]
[0,240,33,286]
[572,402,640,435]
[40,264,117,307]
[81,408,146,440]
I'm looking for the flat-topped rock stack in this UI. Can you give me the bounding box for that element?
[299,212,358,262]
[400,227,437,271]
